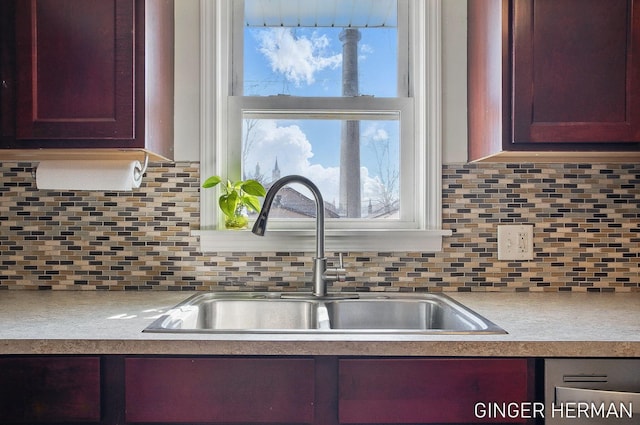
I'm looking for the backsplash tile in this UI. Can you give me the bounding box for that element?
[0,161,638,292]
[443,163,639,292]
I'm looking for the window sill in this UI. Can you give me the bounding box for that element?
[192,229,452,253]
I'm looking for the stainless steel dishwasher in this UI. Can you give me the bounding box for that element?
[545,359,640,424]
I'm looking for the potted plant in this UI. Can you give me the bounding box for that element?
[202,176,266,229]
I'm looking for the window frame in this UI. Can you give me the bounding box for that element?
[228,96,415,230]
[195,0,450,252]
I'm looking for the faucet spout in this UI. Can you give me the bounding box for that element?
[251,175,328,296]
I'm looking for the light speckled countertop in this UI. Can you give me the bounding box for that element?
[0,291,638,357]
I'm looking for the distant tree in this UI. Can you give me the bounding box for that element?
[370,137,399,214]
[242,118,259,180]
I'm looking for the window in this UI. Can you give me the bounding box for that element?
[197,0,448,251]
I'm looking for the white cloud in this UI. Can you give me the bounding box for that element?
[360,43,374,55]
[362,123,390,145]
[360,166,383,202]
[256,28,342,86]
[372,128,390,142]
[359,43,374,61]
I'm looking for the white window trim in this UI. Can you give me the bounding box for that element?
[194,0,451,253]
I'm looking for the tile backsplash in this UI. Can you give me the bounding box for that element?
[1,161,638,292]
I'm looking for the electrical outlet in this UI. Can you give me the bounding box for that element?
[497,225,534,261]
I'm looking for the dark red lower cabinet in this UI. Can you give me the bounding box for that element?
[125,357,316,424]
[339,358,533,424]
[0,356,101,423]
[0,355,536,425]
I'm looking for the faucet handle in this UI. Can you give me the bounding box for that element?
[324,253,346,283]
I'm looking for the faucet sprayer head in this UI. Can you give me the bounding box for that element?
[251,175,324,249]
[251,212,268,236]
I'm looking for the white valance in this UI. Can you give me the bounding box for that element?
[244,0,398,28]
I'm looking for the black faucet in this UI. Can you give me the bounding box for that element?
[252,175,344,297]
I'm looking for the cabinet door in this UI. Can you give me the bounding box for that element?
[339,358,532,424]
[513,0,640,144]
[0,1,15,142]
[125,357,316,424]
[0,356,101,423]
[15,0,135,141]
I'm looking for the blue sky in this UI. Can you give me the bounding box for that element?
[241,25,399,209]
[244,27,397,97]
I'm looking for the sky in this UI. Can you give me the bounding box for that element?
[241,24,400,213]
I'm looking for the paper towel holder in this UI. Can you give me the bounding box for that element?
[134,153,149,181]
[31,153,149,182]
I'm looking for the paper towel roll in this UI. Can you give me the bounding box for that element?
[36,160,143,191]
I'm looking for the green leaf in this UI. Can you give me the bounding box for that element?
[219,192,238,217]
[241,179,266,197]
[242,194,261,212]
[202,175,222,189]
[208,176,265,221]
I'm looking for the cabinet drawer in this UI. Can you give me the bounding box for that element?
[339,358,531,424]
[0,356,101,423]
[125,357,315,424]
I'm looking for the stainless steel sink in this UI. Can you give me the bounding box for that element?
[143,292,506,334]
[144,294,326,332]
[324,298,491,331]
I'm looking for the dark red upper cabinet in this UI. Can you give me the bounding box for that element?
[16,0,134,141]
[468,0,640,161]
[6,0,174,160]
[513,0,640,144]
